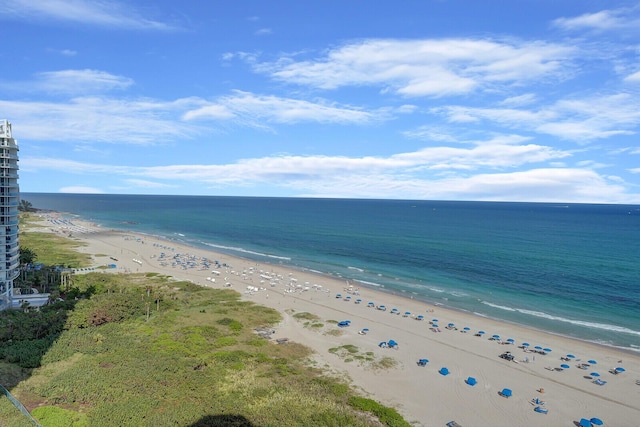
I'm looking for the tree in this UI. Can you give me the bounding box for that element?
[20,247,37,265]
[18,199,34,212]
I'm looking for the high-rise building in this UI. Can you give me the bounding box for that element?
[0,120,20,311]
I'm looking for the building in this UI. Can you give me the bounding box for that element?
[0,120,20,311]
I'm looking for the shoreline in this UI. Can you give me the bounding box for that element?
[27,212,640,426]
[40,210,640,353]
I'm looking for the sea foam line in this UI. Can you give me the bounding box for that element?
[200,242,291,261]
[481,301,640,336]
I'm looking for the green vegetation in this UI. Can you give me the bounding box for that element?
[349,396,411,427]
[0,220,409,426]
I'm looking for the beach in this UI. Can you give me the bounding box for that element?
[31,214,640,427]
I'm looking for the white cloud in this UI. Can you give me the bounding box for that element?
[553,8,640,32]
[20,135,572,191]
[433,93,640,142]
[499,93,538,107]
[35,69,133,94]
[0,97,203,144]
[183,91,381,125]
[625,70,640,82]
[255,28,272,36]
[0,0,178,30]
[252,38,575,97]
[124,179,176,189]
[58,186,104,194]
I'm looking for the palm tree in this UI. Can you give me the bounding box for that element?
[18,199,34,212]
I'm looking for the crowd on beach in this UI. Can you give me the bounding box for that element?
[130,238,635,425]
[31,214,639,427]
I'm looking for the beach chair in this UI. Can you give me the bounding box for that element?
[592,379,607,386]
[446,422,462,427]
[534,406,548,414]
[530,397,545,406]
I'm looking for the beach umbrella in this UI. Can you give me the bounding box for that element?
[478,330,485,335]
[466,376,477,386]
[432,324,439,328]
[448,323,455,327]
[566,354,575,358]
[588,360,597,365]
[388,339,398,347]
[590,372,600,377]
[579,419,591,427]
[534,345,543,350]
[492,334,501,340]
[416,315,424,320]
[439,367,450,376]
[500,388,512,397]
[432,318,439,323]
[561,364,570,369]
[522,342,530,347]
[405,311,411,316]
[356,298,362,303]
[506,338,515,343]
[615,367,626,373]
[463,327,470,331]
[544,348,552,353]
[590,417,603,426]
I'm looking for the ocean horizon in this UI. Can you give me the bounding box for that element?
[22,193,640,353]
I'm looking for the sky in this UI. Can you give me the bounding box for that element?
[1,0,640,203]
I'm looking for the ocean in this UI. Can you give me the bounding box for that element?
[22,193,640,352]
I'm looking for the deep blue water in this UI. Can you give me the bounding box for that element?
[22,193,640,351]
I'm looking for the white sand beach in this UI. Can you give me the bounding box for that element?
[32,214,640,427]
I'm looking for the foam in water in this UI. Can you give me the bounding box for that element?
[482,301,640,336]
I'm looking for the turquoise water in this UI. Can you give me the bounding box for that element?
[23,193,640,351]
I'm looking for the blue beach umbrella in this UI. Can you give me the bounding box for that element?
[492,334,500,339]
[588,359,597,365]
[506,338,515,343]
[566,354,575,358]
[590,372,600,377]
[561,364,570,369]
[590,417,603,426]
[362,328,369,332]
[466,376,477,386]
[544,348,552,353]
[522,342,530,347]
[432,318,439,323]
[439,367,450,376]
[579,418,591,427]
[477,330,485,335]
[405,311,411,316]
[500,388,512,397]
[448,322,455,327]
[534,345,543,350]
[463,327,470,331]
[615,367,626,373]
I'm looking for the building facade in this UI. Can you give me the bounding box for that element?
[0,120,20,311]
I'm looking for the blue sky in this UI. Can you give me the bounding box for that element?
[2,0,640,203]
